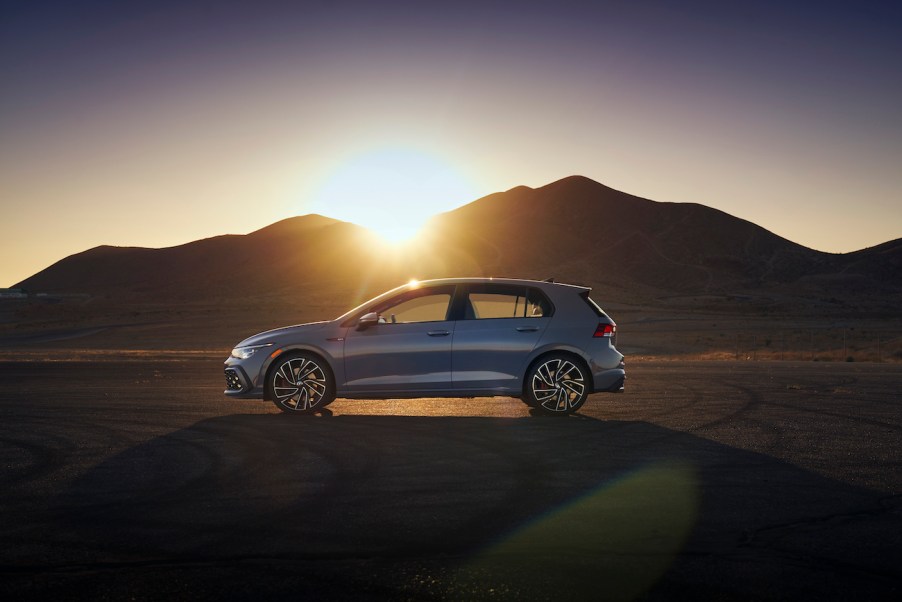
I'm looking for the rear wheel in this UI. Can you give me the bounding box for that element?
[267,353,335,414]
[525,355,589,415]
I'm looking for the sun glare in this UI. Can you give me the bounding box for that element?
[309,148,477,243]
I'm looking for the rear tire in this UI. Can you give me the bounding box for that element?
[525,354,589,415]
[267,353,335,414]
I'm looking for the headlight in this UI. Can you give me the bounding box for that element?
[230,343,272,359]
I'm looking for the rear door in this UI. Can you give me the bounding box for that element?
[451,284,552,391]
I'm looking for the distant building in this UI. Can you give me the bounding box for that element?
[0,288,28,299]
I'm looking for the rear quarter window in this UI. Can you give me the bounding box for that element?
[580,291,606,317]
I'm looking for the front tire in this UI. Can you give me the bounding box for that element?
[267,353,335,414]
[525,354,589,415]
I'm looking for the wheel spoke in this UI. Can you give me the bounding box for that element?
[561,380,584,396]
[279,363,296,386]
[537,363,555,387]
[274,385,300,399]
[541,390,563,412]
[534,388,557,402]
[296,366,319,382]
[305,380,326,393]
[556,361,575,382]
[291,358,309,381]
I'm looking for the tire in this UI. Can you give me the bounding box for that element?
[525,354,589,415]
[267,353,335,414]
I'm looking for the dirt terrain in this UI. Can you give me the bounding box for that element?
[1,358,900,600]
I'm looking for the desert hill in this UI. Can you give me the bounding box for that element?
[430,176,902,297]
[15,215,375,299]
[7,176,901,354]
[16,176,900,307]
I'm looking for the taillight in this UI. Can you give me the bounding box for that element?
[593,323,616,338]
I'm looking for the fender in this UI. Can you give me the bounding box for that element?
[257,341,344,394]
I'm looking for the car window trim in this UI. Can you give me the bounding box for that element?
[456,283,555,320]
[342,284,458,327]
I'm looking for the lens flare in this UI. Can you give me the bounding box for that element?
[457,461,698,598]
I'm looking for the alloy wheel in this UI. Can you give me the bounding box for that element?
[531,358,586,413]
[272,356,328,411]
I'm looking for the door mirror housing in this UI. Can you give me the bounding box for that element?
[357,311,379,331]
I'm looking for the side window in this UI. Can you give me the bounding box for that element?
[376,291,452,324]
[469,292,524,319]
[465,286,553,319]
[526,288,553,317]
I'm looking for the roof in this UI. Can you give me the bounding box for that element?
[408,277,590,293]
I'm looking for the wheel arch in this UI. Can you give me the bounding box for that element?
[262,346,336,401]
[522,347,594,399]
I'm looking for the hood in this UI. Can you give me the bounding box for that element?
[236,321,329,347]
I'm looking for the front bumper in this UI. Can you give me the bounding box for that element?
[223,365,264,399]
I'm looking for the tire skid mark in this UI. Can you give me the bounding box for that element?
[739,493,902,583]
[745,493,902,545]
[57,417,384,557]
[763,401,902,433]
[0,434,68,487]
[0,416,155,488]
[685,381,760,432]
[625,380,706,423]
[3,359,901,600]
[55,415,646,560]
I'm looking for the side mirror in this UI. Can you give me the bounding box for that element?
[356,311,379,331]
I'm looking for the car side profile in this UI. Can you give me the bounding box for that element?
[224,277,625,415]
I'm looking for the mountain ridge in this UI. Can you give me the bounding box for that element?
[14,176,900,306]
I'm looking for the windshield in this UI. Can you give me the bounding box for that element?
[334,282,413,324]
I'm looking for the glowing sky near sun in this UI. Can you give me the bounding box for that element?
[1,0,901,285]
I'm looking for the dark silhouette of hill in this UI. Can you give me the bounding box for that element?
[426,176,900,296]
[15,215,379,299]
[14,177,901,307]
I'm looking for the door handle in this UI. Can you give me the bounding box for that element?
[516,326,539,332]
[427,330,451,337]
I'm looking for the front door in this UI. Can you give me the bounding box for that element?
[343,285,456,393]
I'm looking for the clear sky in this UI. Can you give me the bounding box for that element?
[2,0,901,286]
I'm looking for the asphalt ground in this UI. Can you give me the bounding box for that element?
[1,359,900,600]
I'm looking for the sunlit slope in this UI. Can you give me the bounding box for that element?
[15,177,901,302]
[15,215,369,297]
[431,176,826,290]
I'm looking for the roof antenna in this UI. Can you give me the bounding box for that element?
[543,277,555,283]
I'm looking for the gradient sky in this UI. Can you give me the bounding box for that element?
[2,0,901,286]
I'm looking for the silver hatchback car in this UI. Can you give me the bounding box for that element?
[224,278,625,415]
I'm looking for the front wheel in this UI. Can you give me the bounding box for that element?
[267,353,335,414]
[525,355,589,415]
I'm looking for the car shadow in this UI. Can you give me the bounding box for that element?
[47,413,902,600]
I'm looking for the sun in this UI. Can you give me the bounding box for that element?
[309,148,477,243]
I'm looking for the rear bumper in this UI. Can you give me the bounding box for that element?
[593,368,625,393]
